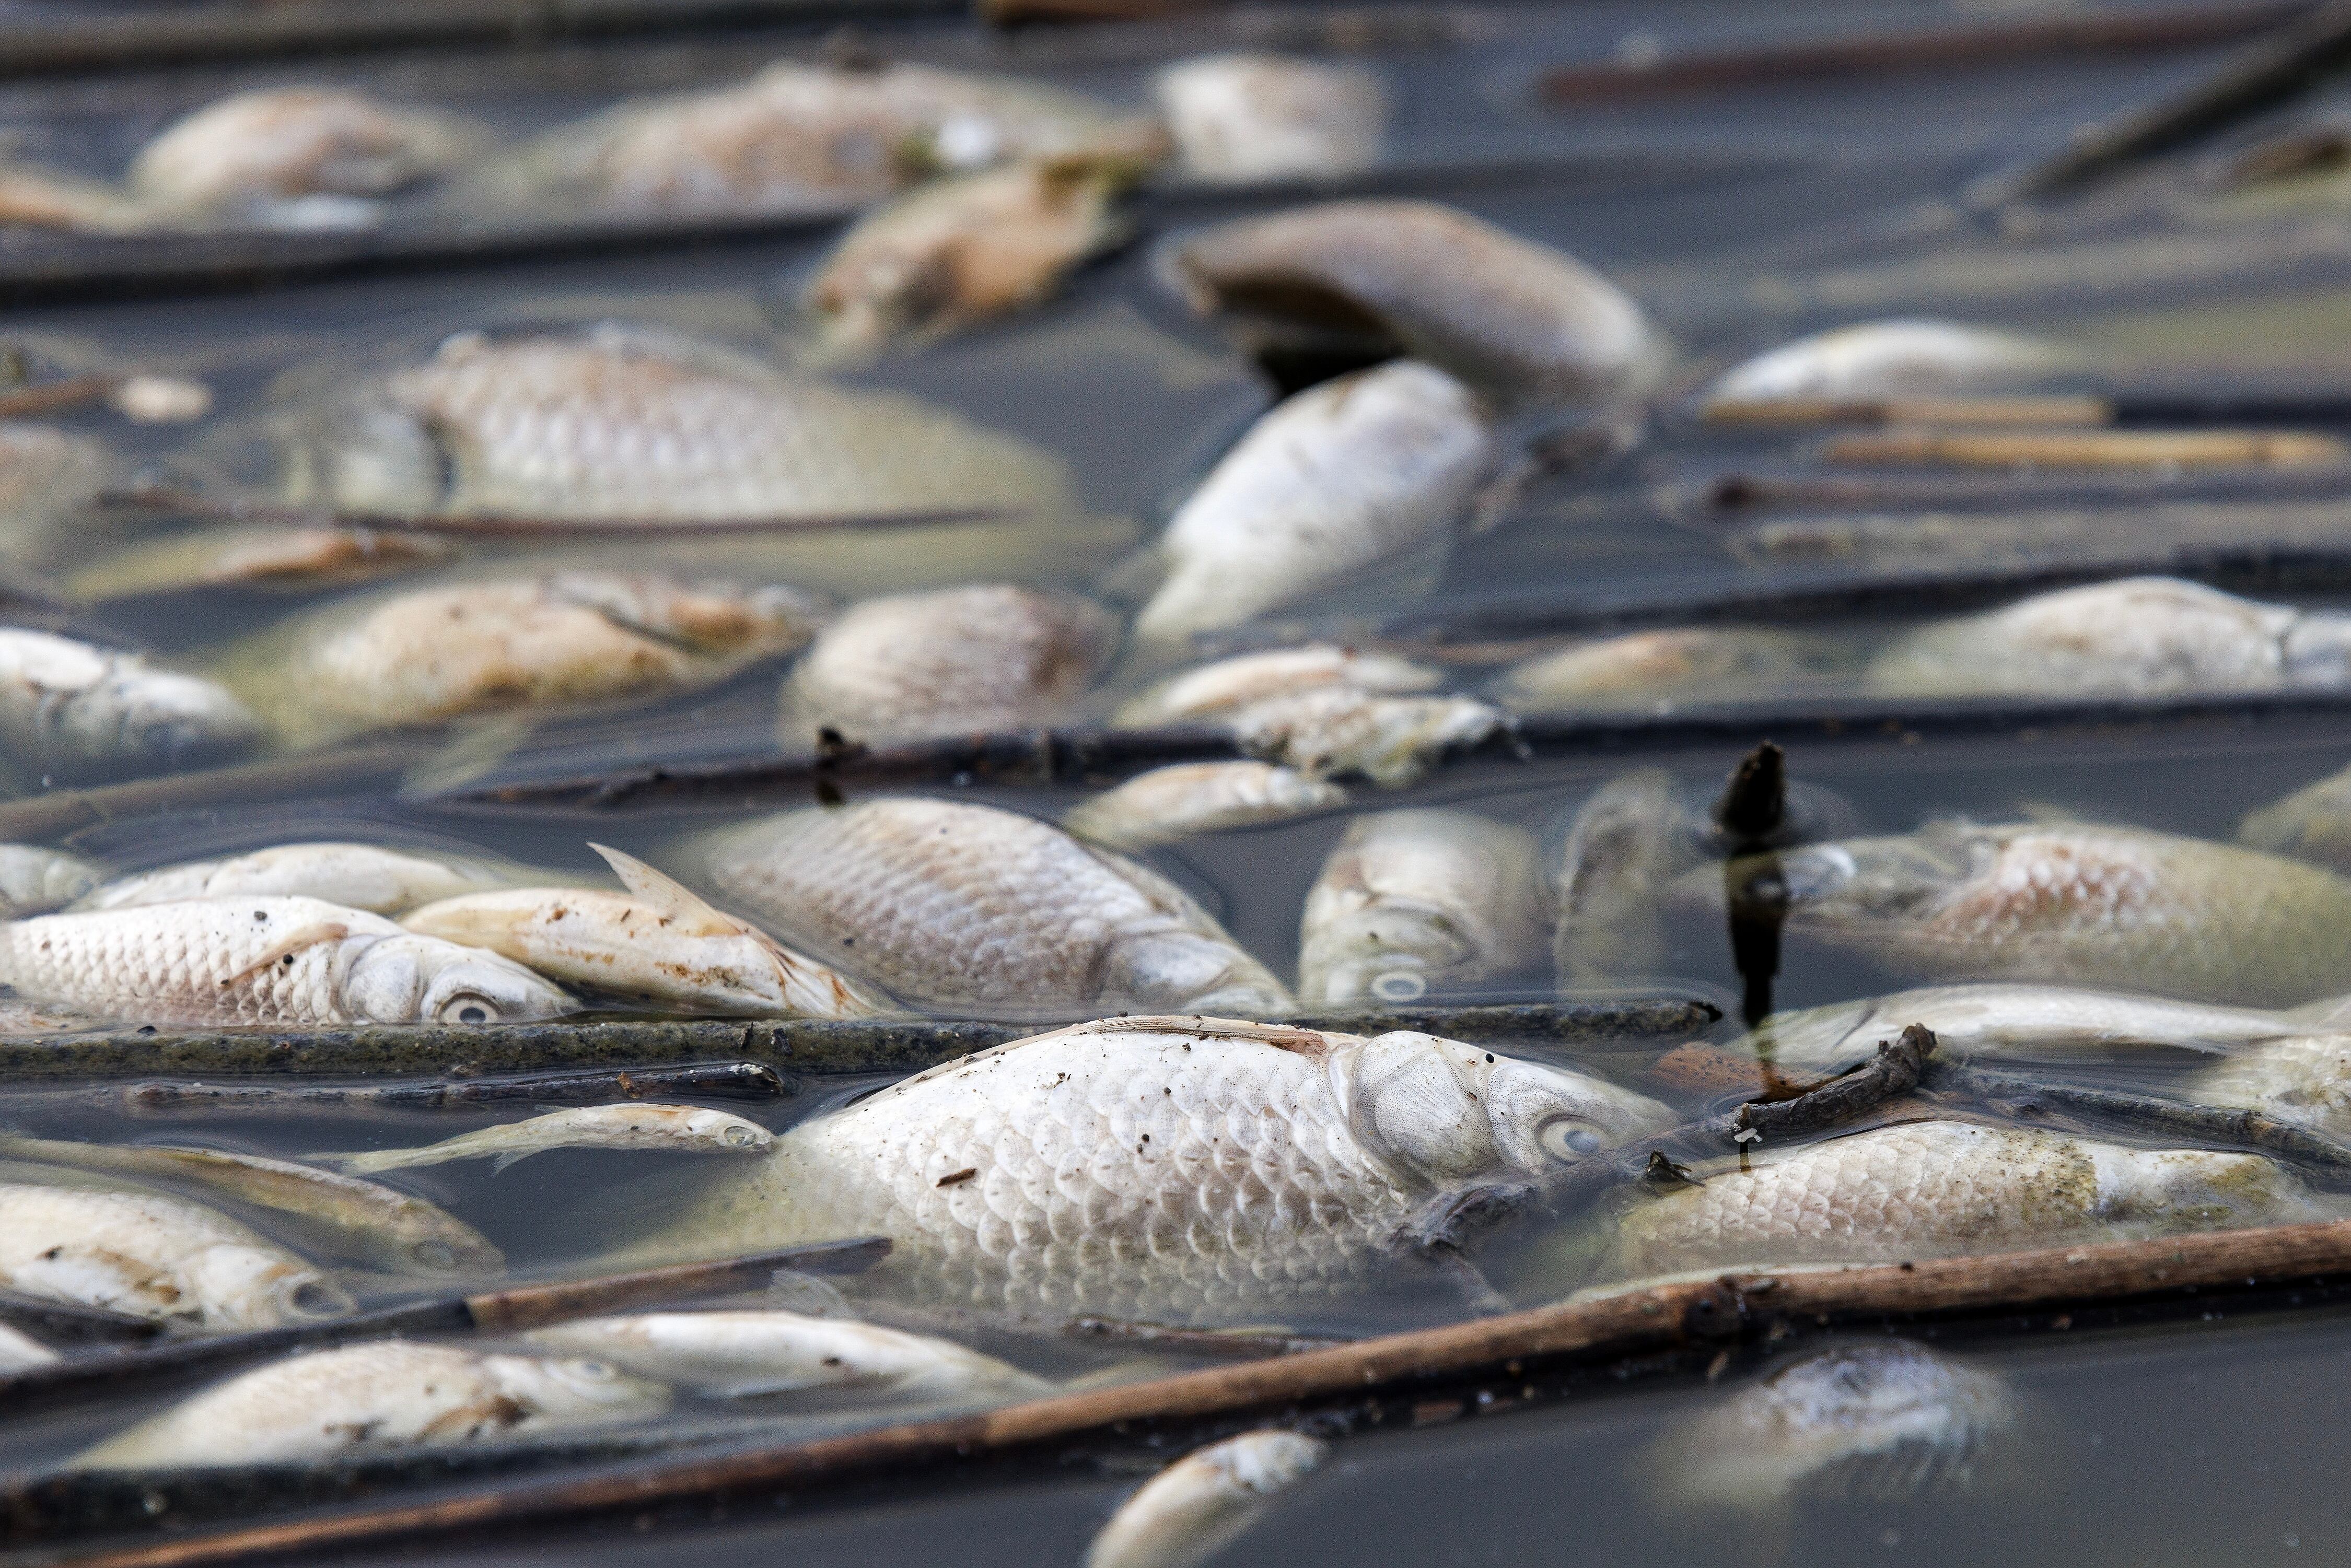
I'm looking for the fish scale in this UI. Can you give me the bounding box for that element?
[0,897,380,1023]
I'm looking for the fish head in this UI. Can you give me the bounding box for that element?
[1306,903,1478,1005]
[682,1109,774,1152]
[90,666,265,767]
[185,1242,356,1329]
[341,933,574,1024]
[1716,828,1986,935]
[486,1352,673,1420]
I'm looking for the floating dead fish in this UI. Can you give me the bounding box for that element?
[0,1183,353,1328]
[1158,200,1664,406]
[0,1321,55,1370]
[1298,809,1545,1004]
[526,1307,1046,1399]
[1705,319,2070,404]
[649,1016,1671,1318]
[0,895,574,1025]
[1063,761,1346,849]
[313,1102,772,1176]
[127,87,485,229]
[75,841,507,915]
[2240,759,2351,874]
[1490,627,1853,713]
[1154,54,1386,184]
[1119,644,1442,720]
[697,798,1289,1019]
[784,583,1118,741]
[402,844,888,1019]
[1086,1430,1327,1568]
[1551,770,1686,982]
[69,1341,670,1469]
[0,842,96,917]
[67,525,454,599]
[2192,1035,2351,1139]
[1131,361,1495,656]
[0,626,261,776]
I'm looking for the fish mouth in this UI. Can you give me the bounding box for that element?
[277,1276,359,1322]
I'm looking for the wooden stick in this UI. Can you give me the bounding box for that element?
[1710,741,1785,845]
[1693,467,2351,513]
[0,1289,159,1347]
[1821,427,2349,468]
[0,371,118,417]
[95,487,1012,539]
[1705,394,2112,428]
[106,1061,792,1118]
[0,742,419,843]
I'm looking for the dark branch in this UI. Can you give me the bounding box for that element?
[1712,741,1786,846]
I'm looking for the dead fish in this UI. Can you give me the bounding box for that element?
[1087,1430,1328,1568]
[1063,761,1347,849]
[1647,1343,2022,1512]
[0,895,574,1026]
[1706,319,2070,404]
[1867,577,2351,699]
[2240,758,2351,873]
[0,627,261,775]
[0,1134,502,1277]
[1154,54,1385,184]
[313,1102,773,1176]
[0,422,110,564]
[68,525,453,599]
[2191,1035,2351,1139]
[75,841,506,915]
[70,1341,669,1469]
[0,1183,353,1328]
[0,1321,55,1370]
[1705,819,2351,1005]
[784,583,1118,741]
[127,87,485,228]
[1490,627,1853,713]
[1158,200,1664,406]
[648,1016,1672,1318]
[697,797,1289,1019]
[1119,643,1443,719]
[1132,361,1495,655]
[400,844,888,1018]
[0,842,97,916]
[526,1308,1046,1399]
[1298,809,1545,1004]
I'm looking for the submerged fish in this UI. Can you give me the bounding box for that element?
[0,843,96,917]
[0,1322,55,1371]
[1087,1430,1327,1568]
[67,525,453,599]
[0,627,261,776]
[1154,54,1385,184]
[0,1184,352,1328]
[1063,761,1346,850]
[314,1102,770,1175]
[1551,770,1689,982]
[1491,628,1852,713]
[402,844,887,1019]
[127,87,484,227]
[2239,758,2351,873]
[648,1016,1672,1318]
[697,798,1289,1019]
[526,1308,1046,1399]
[1297,809,1545,1004]
[0,895,574,1026]
[71,1341,669,1469]
[2192,1035,2351,1139]
[1705,319,2070,403]
[75,841,506,915]
[1132,361,1495,654]
[1159,200,1663,406]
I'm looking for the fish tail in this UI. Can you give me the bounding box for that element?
[488,1150,539,1176]
[305,1150,388,1174]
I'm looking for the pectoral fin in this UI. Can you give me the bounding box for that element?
[219,922,351,988]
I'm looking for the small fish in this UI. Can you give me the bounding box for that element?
[0,627,261,776]
[2192,1035,2351,1139]
[0,842,97,917]
[0,1134,502,1277]
[76,841,507,915]
[1706,318,2070,403]
[526,1307,1047,1399]
[1159,200,1664,406]
[1298,809,1545,1004]
[313,1102,773,1176]
[1086,1430,1327,1568]
[1132,360,1496,654]
[1063,761,1346,850]
[696,798,1290,1019]
[1490,628,1853,713]
[2240,758,2351,873]
[70,1341,669,1469]
[0,895,574,1026]
[68,525,453,599]
[1154,54,1385,184]
[127,87,485,228]
[400,844,888,1019]
[0,1322,55,1371]
[784,583,1118,741]
[0,1183,353,1328]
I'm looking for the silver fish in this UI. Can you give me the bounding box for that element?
[526,1308,1046,1399]
[696,798,1290,1019]
[2192,1035,2351,1139]
[67,525,453,600]
[1706,319,2070,403]
[314,1102,773,1175]
[1490,628,1852,713]
[2240,758,2351,874]
[1086,1430,1327,1568]
[1118,645,1442,721]
[127,87,485,228]
[75,841,506,915]
[1298,809,1545,1004]
[1551,770,1688,982]
[646,1016,1672,1319]
[1154,54,1385,184]
[0,627,261,776]
[0,842,97,917]
[71,1341,669,1469]
[1063,762,1347,850]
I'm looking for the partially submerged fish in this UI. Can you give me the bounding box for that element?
[2240,758,2351,873]
[1132,361,1495,654]
[2193,1035,2351,1139]
[649,1016,1672,1318]
[401,844,887,1018]
[127,87,485,228]
[0,627,261,777]
[1063,762,1346,850]
[75,841,506,915]
[1297,809,1545,1004]
[1154,54,1385,184]
[1706,318,2070,404]
[71,1341,669,1469]
[0,842,97,917]
[67,525,453,599]
[1117,645,1442,721]
[0,1183,353,1328]
[1551,770,1687,982]
[0,895,574,1026]
[526,1308,1046,1399]
[1086,1430,1327,1568]
[313,1102,773,1175]
[697,798,1290,1019]
[1491,628,1852,713]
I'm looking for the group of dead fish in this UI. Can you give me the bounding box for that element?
[0,46,2342,1568]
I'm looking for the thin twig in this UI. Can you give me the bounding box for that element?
[1818,427,2349,468]
[1690,467,2351,514]
[1710,741,1785,845]
[0,1289,159,1348]
[102,1061,792,1118]
[96,487,1012,539]
[0,371,118,417]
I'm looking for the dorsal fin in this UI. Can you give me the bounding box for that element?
[587,844,742,938]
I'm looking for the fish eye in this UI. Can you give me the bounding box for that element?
[1537,1119,1605,1162]
[411,1240,458,1271]
[1369,970,1426,1001]
[438,993,498,1025]
[573,1359,618,1381]
[723,1125,759,1147]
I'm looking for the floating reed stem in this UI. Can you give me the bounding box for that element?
[1820,426,2349,469]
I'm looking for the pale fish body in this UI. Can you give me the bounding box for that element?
[1867,578,2351,699]
[526,1308,1046,1399]
[1609,1120,2319,1279]
[127,88,484,227]
[1155,54,1384,183]
[0,627,261,773]
[0,421,109,564]
[67,525,453,599]
[0,1184,353,1328]
[1116,645,1442,723]
[76,841,506,915]
[1087,1430,1327,1568]
[1491,628,1852,713]
[697,798,1290,1019]
[1298,809,1544,1004]
[70,1341,670,1469]
[316,1102,773,1176]
[785,584,1118,741]
[0,1323,55,1370]
[2240,758,2351,873]
[0,842,97,916]
[1707,319,2069,403]
[1133,361,1494,654]
[1648,1343,2022,1511]
[650,1016,1673,1319]
[401,845,888,1019]
[1160,200,1663,406]
[0,895,574,1026]
[2192,1035,2351,1139]
[0,166,148,235]
[1707,820,2351,1006]
[1551,770,1687,982]
[1064,762,1346,849]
